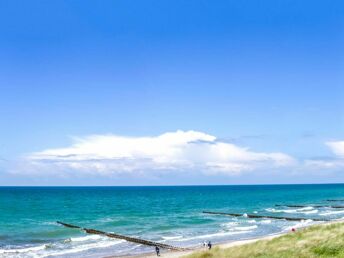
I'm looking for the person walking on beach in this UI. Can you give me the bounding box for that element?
[155,246,160,256]
[207,241,212,250]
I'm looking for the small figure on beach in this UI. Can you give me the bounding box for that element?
[291,227,296,232]
[155,246,160,256]
[207,241,212,250]
[203,241,207,248]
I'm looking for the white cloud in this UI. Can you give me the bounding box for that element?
[304,140,344,170]
[304,159,344,170]
[326,141,344,158]
[23,130,295,176]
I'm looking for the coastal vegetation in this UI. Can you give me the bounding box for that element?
[186,222,344,258]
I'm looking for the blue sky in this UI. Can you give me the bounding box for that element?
[0,0,343,185]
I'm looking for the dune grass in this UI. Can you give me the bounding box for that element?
[185,222,344,258]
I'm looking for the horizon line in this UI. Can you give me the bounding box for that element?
[1,182,344,187]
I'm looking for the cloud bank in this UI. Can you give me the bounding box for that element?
[304,140,344,170]
[24,130,295,176]
[326,141,344,158]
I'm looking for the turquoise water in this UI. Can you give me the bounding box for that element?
[2,185,344,257]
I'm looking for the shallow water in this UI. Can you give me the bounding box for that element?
[1,185,344,257]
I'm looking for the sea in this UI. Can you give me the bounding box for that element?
[2,184,344,257]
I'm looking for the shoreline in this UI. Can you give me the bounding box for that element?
[124,232,285,258]
[111,219,342,258]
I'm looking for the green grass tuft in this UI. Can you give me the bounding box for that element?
[185,222,344,258]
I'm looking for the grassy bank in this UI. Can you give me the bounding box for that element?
[185,222,344,258]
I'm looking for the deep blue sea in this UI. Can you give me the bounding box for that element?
[2,185,344,257]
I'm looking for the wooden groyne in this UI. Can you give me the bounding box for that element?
[56,221,188,251]
[57,221,80,228]
[202,211,328,221]
[275,204,344,209]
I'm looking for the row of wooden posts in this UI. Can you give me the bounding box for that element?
[56,221,189,251]
[57,202,341,251]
